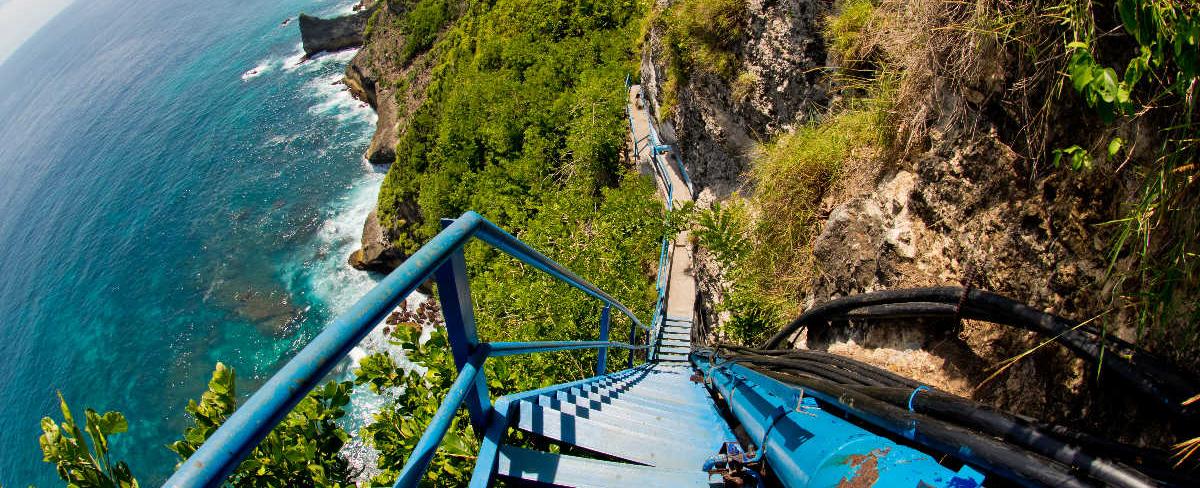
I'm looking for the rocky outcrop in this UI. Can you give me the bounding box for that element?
[339,2,444,272]
[640,0,828,200]
[348,210,404,272]
[298,9,373,56]
[344,54,398,166]
[796,117,1159,437]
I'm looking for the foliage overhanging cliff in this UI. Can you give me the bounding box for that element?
[340,0,670,483]
[644,0,1198,446]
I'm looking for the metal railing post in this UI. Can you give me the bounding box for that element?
[433,248,492,433]
[596,305,611,375]
[627,317,637,368]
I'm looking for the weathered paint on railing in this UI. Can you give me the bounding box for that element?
[692,352,986,488]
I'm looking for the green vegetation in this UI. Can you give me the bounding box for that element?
[694,90,893,345]
[650,0,747,116]
[660,0,746,78]
[364,7,381,40]
[399,0,453,63]
[167,364,354,486]
[354,327,477,486]
[824,0,875,65]
[692,0,1199,359]
[1051,0,1199,360]
[40,363,354,487]
[39,394,139,488]
[45,0,667,484]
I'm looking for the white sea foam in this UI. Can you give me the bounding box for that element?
[240,61,272,81]
[290,170,436,480]
[306,72,377,126]
[281,43,310,72]
[284,46,360,74]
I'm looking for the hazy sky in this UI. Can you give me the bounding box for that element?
[0,0,76,65]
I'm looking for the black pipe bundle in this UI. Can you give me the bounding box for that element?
[758,287,1199,418]
[706,346,1181,487]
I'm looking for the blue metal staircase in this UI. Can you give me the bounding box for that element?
[161,208,988,488]
[162,82,989,488]
[494,363,733,485]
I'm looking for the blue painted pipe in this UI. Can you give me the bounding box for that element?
[165,215,480,487]
[596,305,611,375]
[692,355,984,488]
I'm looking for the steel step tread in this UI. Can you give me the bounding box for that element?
[496,445,713,487]
[562,384,713,413]
[513,401,721,468]
[558,384,712,413]
[530,395,726,434]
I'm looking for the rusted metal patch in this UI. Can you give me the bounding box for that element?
[838,447,891,488]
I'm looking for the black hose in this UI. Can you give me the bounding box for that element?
[718,344,921,389]
[712,346,1175,487]
[733,361,1097,488]
[758,287,1198,417]
[849,385,1161,488]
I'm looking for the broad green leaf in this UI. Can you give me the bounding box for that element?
[1096,67,1119,103]
[1068,51,1095,91]
[1108,138,1124,157]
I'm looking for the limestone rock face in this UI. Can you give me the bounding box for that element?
[340,1,444,273]
[640,0,828,200]
[344,50,398,166]
[298,9,372,56]
[348,210,404,273]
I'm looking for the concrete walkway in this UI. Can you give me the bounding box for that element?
[627,85,696,334]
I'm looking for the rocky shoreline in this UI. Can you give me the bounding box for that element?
[298,1,415,273]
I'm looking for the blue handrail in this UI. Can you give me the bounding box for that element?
[165,211,652,488]
[625,89,682,359]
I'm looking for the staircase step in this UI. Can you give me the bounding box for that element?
[659,345,690,355]
[586,371,686,392]
[547,390,714,423]
[665,315,692,323]
[496,445,712,487]
[530,395,722,434]
[564,383,712,412]
[657,352,688,362]
[513,401,717,469]
[661,339,689,348]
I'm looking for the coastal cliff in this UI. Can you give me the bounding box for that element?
[337,0,446,271]
[639,0,828,199]
[641,0,1198,445]
[298,9,373,56]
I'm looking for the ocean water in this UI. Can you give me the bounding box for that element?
[0,0,397,484]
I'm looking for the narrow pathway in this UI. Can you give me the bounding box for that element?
[627,84,696,357]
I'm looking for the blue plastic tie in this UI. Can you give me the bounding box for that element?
[907,385,930,412]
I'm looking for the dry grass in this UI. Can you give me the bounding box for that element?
[747,88,894,301]
[846,0,1070,160]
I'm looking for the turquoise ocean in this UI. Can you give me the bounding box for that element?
[0,0,394,483]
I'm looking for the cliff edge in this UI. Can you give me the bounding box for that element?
[298,8,373,56]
